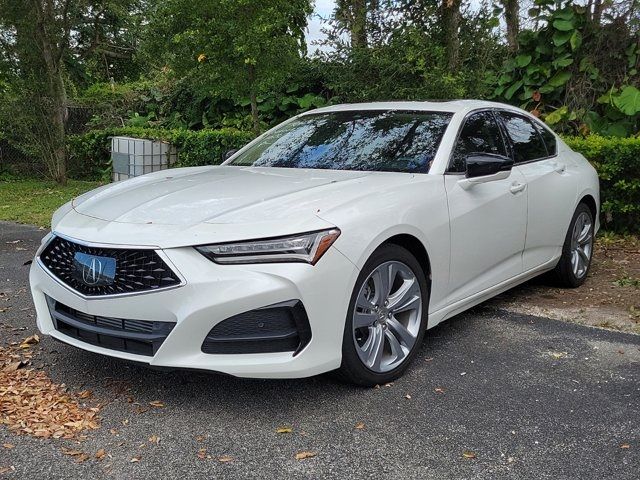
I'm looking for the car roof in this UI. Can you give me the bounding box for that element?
[305,100,526,116]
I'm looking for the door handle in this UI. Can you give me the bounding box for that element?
[550,161,566,174]
[510,182,526,194]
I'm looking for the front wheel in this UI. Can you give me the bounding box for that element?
[337,244,428,386]
[552,203,595,288]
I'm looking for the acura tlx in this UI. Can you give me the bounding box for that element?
[29,100,599,386]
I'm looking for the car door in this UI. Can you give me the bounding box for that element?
[496,111,577,271]
[444,110,528,305]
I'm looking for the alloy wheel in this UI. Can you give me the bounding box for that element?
[570,211,593,279]
[352,261,422,373]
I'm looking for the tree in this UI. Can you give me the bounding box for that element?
[0,0,152,183]
[500,0,520,52]
[0,0,73,184]
[441,0,462,72]
[336,0,369,48]
[147,0,312,134]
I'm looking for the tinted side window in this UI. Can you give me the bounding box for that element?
[535,123,557,156]
[498,112,548,163]
[450,111,507,173]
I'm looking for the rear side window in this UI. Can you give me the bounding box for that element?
[449,111,507,173]
[497,112,548,163]
[535,123,557,156]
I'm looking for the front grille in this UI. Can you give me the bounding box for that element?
[47,296,175,356]
[202,300,311,355]
[39,236,181,296]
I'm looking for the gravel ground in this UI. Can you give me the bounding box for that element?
[0,221,639,479]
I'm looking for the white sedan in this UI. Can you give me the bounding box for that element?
[29,101,599,386]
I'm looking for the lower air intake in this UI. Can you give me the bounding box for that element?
[201,300,311,355]
[47,296,175,357]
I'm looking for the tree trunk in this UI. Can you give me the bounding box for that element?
[501,0,520,52]
[442,0,462,73]
[593,0,604,25]
[351,0,367,49]
[336,0,368,49]
[34,0,68,184]
[247,64,260,135]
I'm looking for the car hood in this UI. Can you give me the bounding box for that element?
[73,166,371,226]
[54,166,419,248]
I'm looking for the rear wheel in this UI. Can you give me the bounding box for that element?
[553,203,595,288]
[337,244,428,386]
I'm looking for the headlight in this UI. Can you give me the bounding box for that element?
[195,229,341,265]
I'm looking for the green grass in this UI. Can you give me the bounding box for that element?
[0,179,101,228]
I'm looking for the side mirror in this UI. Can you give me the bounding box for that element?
[223,149,239,161]
[459,153,513,190]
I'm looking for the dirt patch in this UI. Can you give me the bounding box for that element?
[487,234,640,334]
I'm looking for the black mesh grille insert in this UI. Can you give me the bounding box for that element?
[202,301,311,355]
[39,236,180,296]
[47,296,175,357]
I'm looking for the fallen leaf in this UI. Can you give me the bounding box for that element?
[276,427,292,434]
[130,456,141,463]
[148,435,160,444]
[77,390,93,399]
[95,449,106,460]
[109,429,118,435]
[618,349,625,354]
[384,382,394,387]
[404,394,412,399]
[549,351,567,359]
[0,467,15,474]
[197,448,207,460]
[462,450,476,459]
[434,388,445,394]
[61,448,85,457]
[295,451,317,460]
[149,400,164,408]
[218,455,233,463]
[2,361,25,372]
[196,435,205,442]
[354,422,365,430]
[19,335,39,348]
[2,444,15,449]
[620,444,630,449]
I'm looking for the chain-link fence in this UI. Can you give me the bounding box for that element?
[0,102,103,177]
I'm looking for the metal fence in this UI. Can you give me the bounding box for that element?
[0,103,101,177]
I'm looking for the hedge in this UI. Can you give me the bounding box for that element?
[564,135,640,232]
[67,128,640,232]
[66,127,253,181]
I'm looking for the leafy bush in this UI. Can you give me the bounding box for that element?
[565,135,640,232]
[67,127,253,180]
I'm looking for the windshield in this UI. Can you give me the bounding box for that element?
[228,110,452,173]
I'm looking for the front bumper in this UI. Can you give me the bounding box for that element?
[30,240,359,378]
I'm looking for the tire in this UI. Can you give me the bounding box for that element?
[336,244,429,387]
[552,203,595,288]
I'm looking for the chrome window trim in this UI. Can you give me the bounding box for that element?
[37,233,186,300]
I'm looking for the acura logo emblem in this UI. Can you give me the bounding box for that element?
[72,252,116,287]
[82,257,104,285]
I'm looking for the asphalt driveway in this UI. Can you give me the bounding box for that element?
[1,221,638,479]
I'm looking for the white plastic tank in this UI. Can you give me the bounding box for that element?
[110,136,178,182]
